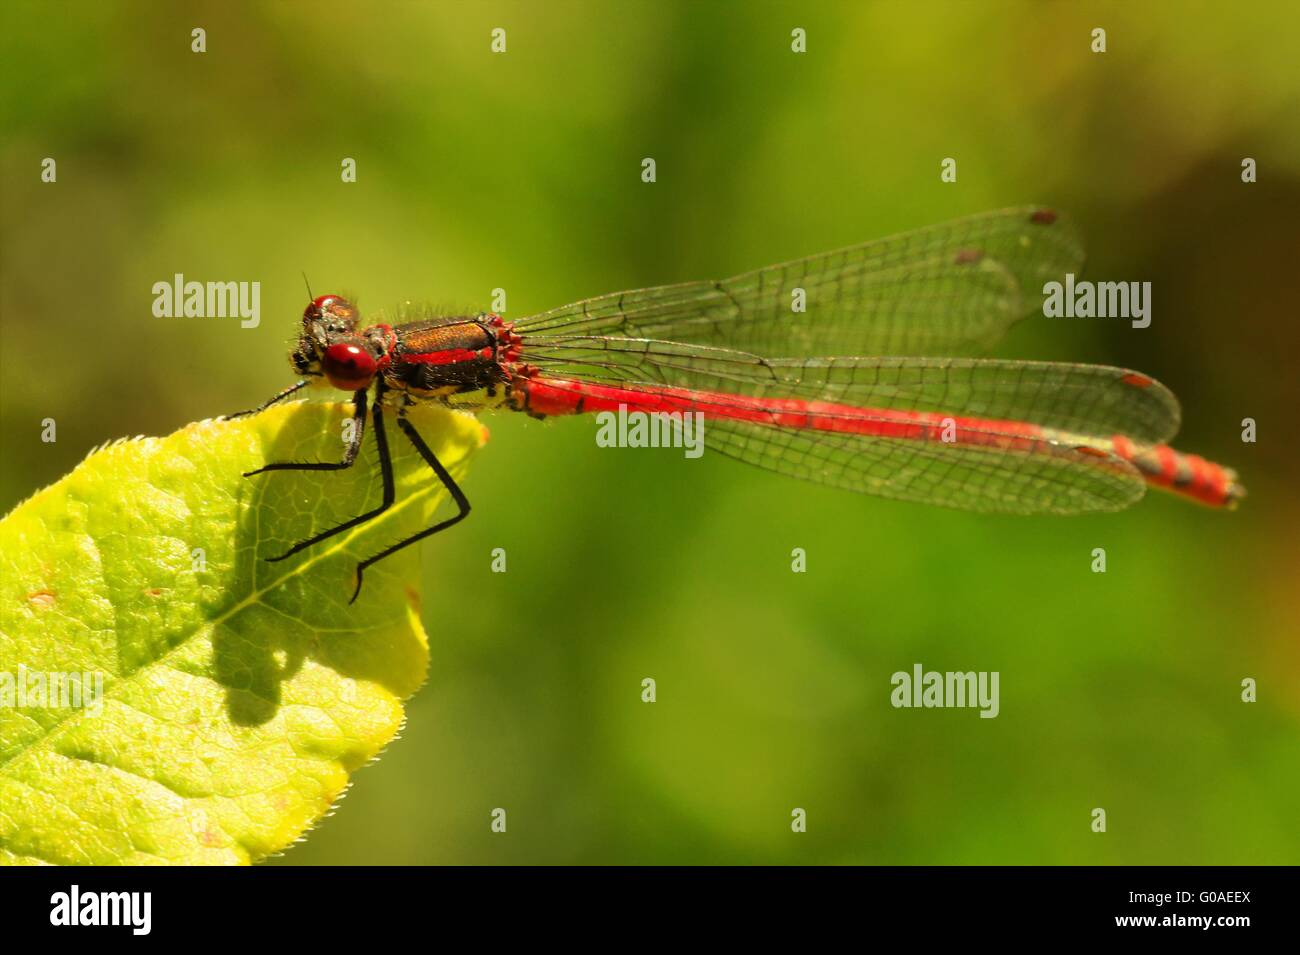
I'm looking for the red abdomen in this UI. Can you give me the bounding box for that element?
[1111,436,1244,508]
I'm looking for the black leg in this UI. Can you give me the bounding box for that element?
[265,390,396,562]
[244,388,368,478]
[222,379,310,420]
[350,410,471,603]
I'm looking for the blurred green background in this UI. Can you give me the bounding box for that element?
[3,1,1297,864]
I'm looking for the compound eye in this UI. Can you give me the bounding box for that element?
[321,342,378,391]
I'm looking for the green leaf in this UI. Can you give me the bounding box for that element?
[0,400,485,865]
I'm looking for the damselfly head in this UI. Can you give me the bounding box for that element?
[291,294,379,390]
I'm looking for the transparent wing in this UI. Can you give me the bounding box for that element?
[701,413,1144,515]
[516,206,1083,357]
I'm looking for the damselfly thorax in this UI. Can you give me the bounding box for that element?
[294,299,514,403]
[378,315,513,402]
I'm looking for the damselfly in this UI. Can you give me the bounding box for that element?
[229,207,1243,601]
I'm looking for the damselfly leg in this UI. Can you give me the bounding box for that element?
[222,379,310,421]
[240,383,470,601]
[243,387,369,478]
[349,401,471,604]
[263,386,395,563]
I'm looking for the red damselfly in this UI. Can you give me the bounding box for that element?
[228,207,1243,601]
